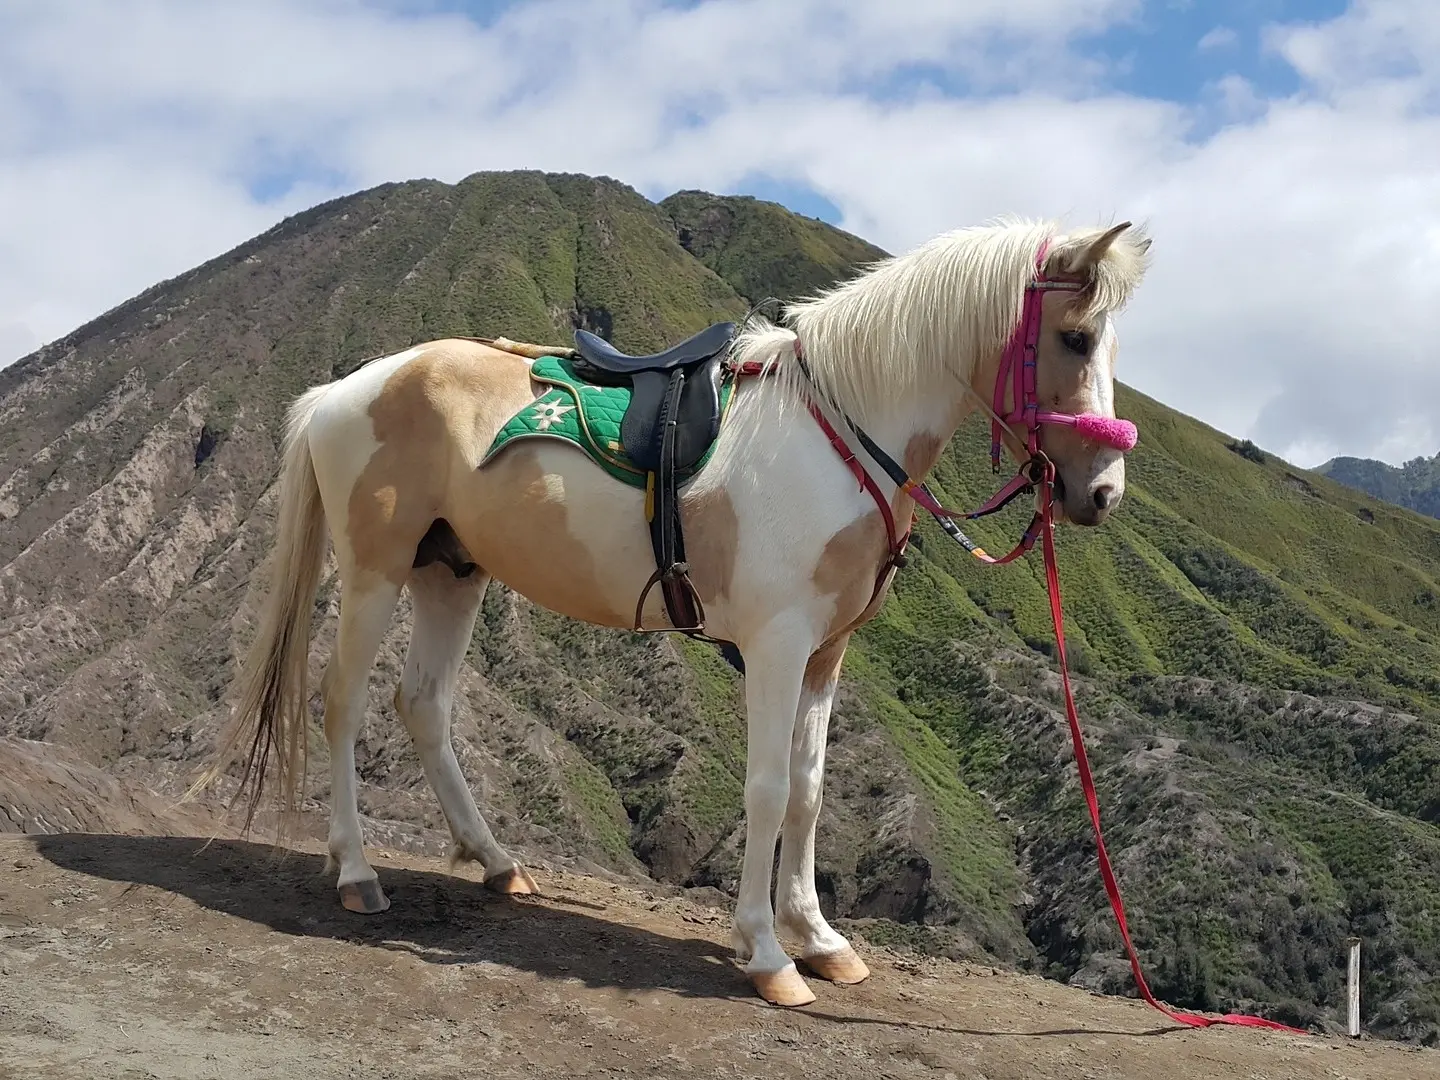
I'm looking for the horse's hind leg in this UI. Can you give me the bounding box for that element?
[323,571,403,914]
[395,561,536,894]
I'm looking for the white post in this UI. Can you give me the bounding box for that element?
[1346,937,1361,1038]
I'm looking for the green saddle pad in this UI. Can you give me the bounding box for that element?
[480,354,736,488]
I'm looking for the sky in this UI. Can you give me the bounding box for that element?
[1,0,1437,469]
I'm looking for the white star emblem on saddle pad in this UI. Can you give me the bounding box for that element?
[529,400,576,430]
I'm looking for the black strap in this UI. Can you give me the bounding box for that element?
[633,368,707,633]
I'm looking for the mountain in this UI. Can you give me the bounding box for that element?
[1317,453,1440,520]
[1,171,1437,1046]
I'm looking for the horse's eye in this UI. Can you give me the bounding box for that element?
[1059,330,1090,355]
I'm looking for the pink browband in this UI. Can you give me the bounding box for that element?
[989,240,1139,466]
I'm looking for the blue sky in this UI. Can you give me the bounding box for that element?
[1,0,1437,467]
[1096,0,1350,98]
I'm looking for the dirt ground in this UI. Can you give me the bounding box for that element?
[0,833,1435,1080]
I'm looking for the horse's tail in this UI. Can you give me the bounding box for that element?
[184,383,333,842]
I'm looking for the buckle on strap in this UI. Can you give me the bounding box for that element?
[1024,452,1053,487]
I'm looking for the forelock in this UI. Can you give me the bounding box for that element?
[1049,224,1153,322]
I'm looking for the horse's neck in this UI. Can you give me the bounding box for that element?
[806,364,969,493]
[787,288,992,491]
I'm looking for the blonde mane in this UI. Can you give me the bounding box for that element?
[729,216,1151,432]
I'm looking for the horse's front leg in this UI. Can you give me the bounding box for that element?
[732,614,817,1007]
[775,633,870,985]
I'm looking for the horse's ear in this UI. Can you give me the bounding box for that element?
[1078,221,1132,267]
[1051,221,1150,279]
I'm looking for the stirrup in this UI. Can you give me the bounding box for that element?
[632,563,707,634]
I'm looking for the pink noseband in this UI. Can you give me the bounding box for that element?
[1035,412,1139,452]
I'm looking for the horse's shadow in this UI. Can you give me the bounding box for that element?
[31,833,1186,1040]
[32,833,744,1002]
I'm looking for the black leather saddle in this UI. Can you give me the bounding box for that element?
[570,321,736,633]
[573,320,736,376]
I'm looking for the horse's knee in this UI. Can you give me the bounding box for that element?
[393,683,448,753]
[745,772,790,823]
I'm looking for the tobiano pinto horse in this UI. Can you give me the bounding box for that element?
[188,216,1151,1008]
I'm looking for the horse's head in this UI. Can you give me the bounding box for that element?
[981,221,1151,527]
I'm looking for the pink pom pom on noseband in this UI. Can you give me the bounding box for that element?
[1074,414,1138,451]
[1034,412,1139,452]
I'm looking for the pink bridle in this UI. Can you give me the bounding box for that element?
[759,235,1143,566]
[991,238,1138,462]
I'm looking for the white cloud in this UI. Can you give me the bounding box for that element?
[0,150,286,341]
[1198,25,1238,52]
[0,0,1436,468]
[1267,0,1440,98]
[0,323,38,365]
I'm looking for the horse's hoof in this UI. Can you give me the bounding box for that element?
[749,965,816,1007]
[338,879,390,914]
[484,865,538,896]
[802,946,870,985]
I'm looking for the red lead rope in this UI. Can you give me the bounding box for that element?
[1037,479,1308,1036]
[754,339,1310,1034]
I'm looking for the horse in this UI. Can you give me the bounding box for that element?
[188,215,1152,1008]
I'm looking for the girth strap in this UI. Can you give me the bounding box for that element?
[632,365,708,634]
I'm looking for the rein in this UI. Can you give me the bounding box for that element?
[733,241,1307,1037]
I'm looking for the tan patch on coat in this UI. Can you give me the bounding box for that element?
[808,432,946,643]
[345,339,543,585]
[347,355,463,584]
[894,431,947,522]
[810,511,888,642]
[903,432,946,479]
[457,447,622,626]
[680,487,739,606]
[802,632,851,697]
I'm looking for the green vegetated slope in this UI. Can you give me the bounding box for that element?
[661,189,889,304]
[666,190,1440,1042]
[3,173,1436,1045]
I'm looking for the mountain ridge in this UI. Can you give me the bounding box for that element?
[1316,452,1440,520]
[1,169,1437,1045]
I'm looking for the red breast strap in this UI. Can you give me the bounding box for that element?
[805,401,907,565]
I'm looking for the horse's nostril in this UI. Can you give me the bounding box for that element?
[1093,485,1114,510]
